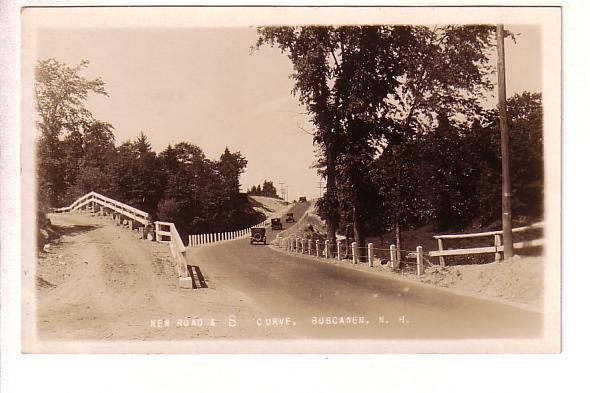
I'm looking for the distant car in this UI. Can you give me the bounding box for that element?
[299,196,307,202]
[285,212,295,223]
[250,227,267,245]
[271,218,283,230]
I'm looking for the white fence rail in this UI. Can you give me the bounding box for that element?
[187,220,267,247]
[55,191,150,226]
[154,221,189,281]
[430,222,544,266]
[275,221,544,276]
[55,191,192,287]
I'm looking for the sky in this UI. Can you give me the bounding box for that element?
[29,10,542,200]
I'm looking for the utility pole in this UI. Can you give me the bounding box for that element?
[496,24,514,258]
[317,180,325,196]
[279,182,285,200]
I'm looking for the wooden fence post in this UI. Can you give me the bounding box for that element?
[308,239,312,255]
[494,234,502,262]
[390,244,397,270]
[416,246,424,276]
[437,238,446,267]
[368,243,374,267]
[326,240,331,258]
[337,240,342,261]
[316,240,320,257]
[352,242,357,264]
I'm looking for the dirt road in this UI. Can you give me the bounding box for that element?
[35,212,289,341]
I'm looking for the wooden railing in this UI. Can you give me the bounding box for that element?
[55,191,192,288]
[154,221,189,281]
[430,222,544,266]
[55,191,150,226]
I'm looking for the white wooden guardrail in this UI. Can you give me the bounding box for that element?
[55,191,150,226]
[430,222,544,266]
[154,221,191,288]
[55,191,192,288]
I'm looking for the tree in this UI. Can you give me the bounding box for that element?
[256,26,342,249]
[64,120,117,200]
[217,147,248,196]
[257,25,497,256]
[35,58,109,206]
[111,133,164,215]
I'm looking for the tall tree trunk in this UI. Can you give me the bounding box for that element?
[352,185,366,261]
[325,139,338,248]
[394,212,402,268]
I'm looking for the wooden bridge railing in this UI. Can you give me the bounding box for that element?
[154,221,190,283]
[55,191,150,226]
[55,191,192,287]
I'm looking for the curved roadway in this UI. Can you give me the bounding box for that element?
[187,202,542,339]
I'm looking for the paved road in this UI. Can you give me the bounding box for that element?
[188,202,542,339]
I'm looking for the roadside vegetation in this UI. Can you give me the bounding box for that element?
[35,59,264,244]
[255,26,543,260]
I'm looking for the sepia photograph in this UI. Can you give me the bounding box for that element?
[19,6,561,354]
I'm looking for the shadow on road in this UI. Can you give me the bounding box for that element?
[52,223,98,237]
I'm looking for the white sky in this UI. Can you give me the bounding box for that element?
[27,9,542,200]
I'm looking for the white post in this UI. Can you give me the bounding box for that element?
[316,240,320,257]
[437,238,446,267]
[156,222,162,242]
[337,240,342,260]
[494,234,502,262]
[416,246,424,276]
[308,239,312,255]
[390,244,397,270]
[325,240,331,258]
[352,242,357,264]
[368,243,374,267]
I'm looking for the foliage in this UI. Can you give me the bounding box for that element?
[256,25,499,251]
[35,58,263,240]
[35,58,110,206]
[247,180,279,198]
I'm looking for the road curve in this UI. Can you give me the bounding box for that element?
[187,203,542,339]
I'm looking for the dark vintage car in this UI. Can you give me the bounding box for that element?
[271,218,283,230]
[285,212,295,223]
[298,196,307,202]
[250,227,267,245]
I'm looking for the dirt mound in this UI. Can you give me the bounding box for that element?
[403,255,544,307]
[271,201,325,242]
[248,196,291,220]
